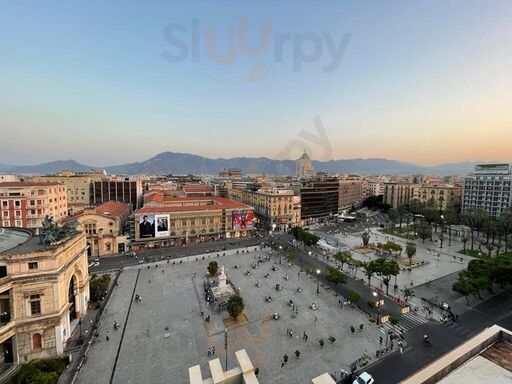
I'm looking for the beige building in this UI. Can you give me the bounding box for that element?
[132,197,255,250]
[339,178,363,213]
[368,180,385,197]
[229,187,296,230]
[0,227,89,367]
[71,201,131,257]
[383,182,417,208]
[415,184,462,210]
[0,182,68,229]
[33,170,105,214]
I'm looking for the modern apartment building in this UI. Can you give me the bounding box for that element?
[0,182,68,229]
[299,175,339,222]
[383,182,417,208]
[91,175,143,211]
[462,164,512,218]
[368,180,385,197]
[338,177,363,213]
[0,228,89,365]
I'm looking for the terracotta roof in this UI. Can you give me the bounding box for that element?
[136,197,252,214]
[95,201,131,217]
[144,192,164,204]
[0,181,64,188]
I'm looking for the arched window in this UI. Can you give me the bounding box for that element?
[32,333,42,350]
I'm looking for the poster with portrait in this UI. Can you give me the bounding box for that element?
[155,214,170,238]
[138,214,155,238]
[232,210,255,230]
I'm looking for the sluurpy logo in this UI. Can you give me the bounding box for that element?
[163,16,351,84]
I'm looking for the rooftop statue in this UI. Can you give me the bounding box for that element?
[39,216,80,246]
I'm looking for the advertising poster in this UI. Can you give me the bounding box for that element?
[232,210,255,230]
[155,214,170,238]
[139,214,155,238]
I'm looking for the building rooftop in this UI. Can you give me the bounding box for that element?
[0,181,64,188]
[0,228,32,253]
[136,197,252,214]
[94,201,131,218]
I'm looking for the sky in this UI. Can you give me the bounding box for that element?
[1,1,511,167]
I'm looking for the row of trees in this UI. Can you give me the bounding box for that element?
[290,227,320,246]
[332,252,400,295]
[388,199,512,255]
[452,253,512,303]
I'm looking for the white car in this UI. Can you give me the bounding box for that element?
[353,372,375,384]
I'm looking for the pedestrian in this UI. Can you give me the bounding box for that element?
[289,329,293,338]
[194,272,197,278]
[410,280,414,286]
[106,331,110,341]
[212,346,215,355]
[303,331,306,340]
[314,316,318,322]
[162,269,164,273]
[208,347,211,357]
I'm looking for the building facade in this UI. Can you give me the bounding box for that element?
[462,163,512,218]
[0,182,68,229]
[131,197,254,250]
[91,176,143,211]
[0,228,89,365]
[229,187,296,230]
[71,201,131,257]
[296,152,314,178]
[299,176,339,222]
[383,182,417,208]
[416,184,462,211]
[338,178,363,213]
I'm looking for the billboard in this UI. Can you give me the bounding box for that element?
[138,213,170,238]
[232,210,255,230]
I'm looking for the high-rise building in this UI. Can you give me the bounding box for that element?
[462,163,512,217]
[299,175,339,222]
[296,151,314,178]
[339,177,363,213]
[91,176,143,211]
[0,182,68,229]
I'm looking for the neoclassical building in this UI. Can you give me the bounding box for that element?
[0,226,89,366]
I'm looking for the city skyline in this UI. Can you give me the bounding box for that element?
[1,1,512,166]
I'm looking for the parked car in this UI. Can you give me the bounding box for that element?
[353,372,375,384]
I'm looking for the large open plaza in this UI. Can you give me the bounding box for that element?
[76,247,380,384]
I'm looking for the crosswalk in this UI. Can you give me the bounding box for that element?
[382,312,429,334]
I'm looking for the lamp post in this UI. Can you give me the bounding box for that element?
[224,328,228,370]
[279,245,282,264]
[316,269,321,294]
[373,291,382,325]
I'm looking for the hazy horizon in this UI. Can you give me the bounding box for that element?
[2,1,511,166]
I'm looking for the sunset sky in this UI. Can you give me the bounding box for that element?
[1,1,511,166]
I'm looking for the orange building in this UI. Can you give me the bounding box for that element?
[0,182,68,229]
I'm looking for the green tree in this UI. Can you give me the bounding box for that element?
[348,291,361,304]
[324,267,347,287]
[333,251,350,270]
[373,258,400,295]
[363,260,378,286]
[438,232,445,248]
[443,208,459,246]
[406,242,416,265]
[227,295,245,319]
[416,222,431,243]
[89,274,111,302]
[388,208,399,227]
[352,259,365,278]
[207,261,219,276]
[397,205,408,229]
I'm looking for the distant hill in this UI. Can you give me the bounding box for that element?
[0,152,498,176]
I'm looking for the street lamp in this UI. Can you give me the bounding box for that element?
[279,245,282,264]
[373,291,381,325]
[316,269,321,294]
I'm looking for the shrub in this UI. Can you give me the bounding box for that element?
[227,295,244,319]
[348,291,361,304]
[89,274,111,302]
[367,300,375,309]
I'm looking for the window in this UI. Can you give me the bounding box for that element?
[28,262,38,270]
[1,201,7,208]
[32,333,42,350]
[30,295,41,315]
[105,243,111,251]
[14,200,20,208]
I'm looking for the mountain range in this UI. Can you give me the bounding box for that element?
[0,152,497,176]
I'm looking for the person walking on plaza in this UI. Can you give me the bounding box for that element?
[207,347,211,357]
[106,331,110,341]
[212,346,215,355]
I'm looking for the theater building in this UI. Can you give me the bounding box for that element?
[131,197,254,250]
[0,227,89,368]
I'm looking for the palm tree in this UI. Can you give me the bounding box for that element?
[443,208,459,246]
[461,233,469,253]
[406,242,416,266]
[352,260,364,278]
[361,232,370,247]
[227,295,245,319]
[438,232,445,248]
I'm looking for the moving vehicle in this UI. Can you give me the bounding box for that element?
[353,372,375,384]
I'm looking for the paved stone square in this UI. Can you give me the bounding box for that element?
[76,247,380,384]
